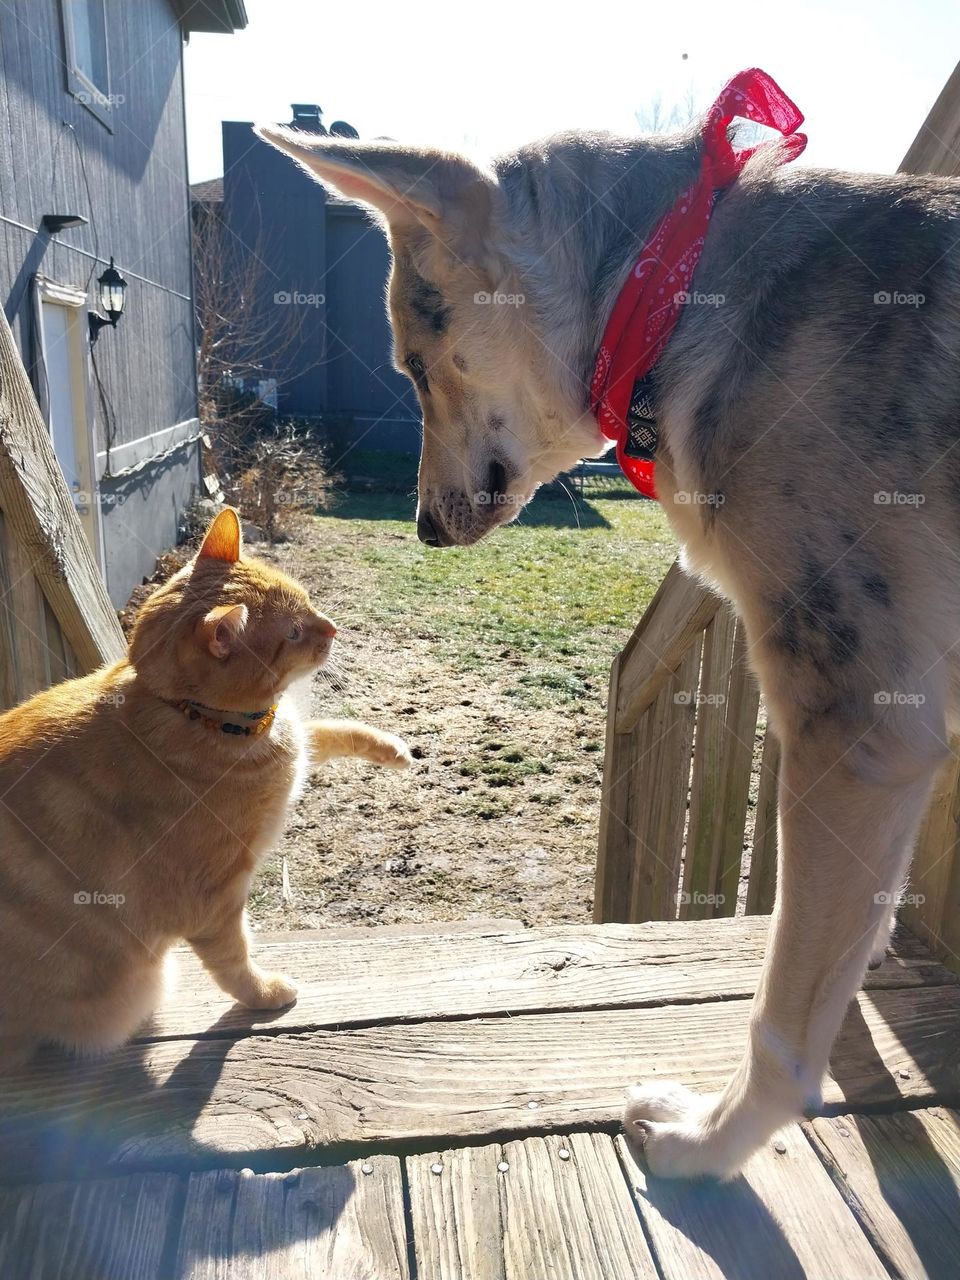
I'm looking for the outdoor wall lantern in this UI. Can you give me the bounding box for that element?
[89,258,127,342]
[42,213,89,234]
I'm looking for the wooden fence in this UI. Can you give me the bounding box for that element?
[0,305,124,711]
[594,560,960,970]
[595,564,770,924]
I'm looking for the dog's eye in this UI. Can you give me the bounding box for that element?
[405,354,429,393]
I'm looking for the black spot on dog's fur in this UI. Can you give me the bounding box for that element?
[772,594,802,658]
[770,564,861,669]
[411,275,450,334]
[861,573,892,607]
[829,621,860,665]
[802,562,839,617]
[524,166,541,219]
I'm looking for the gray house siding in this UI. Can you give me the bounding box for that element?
[0,0,202,605]
[217,120,421,454]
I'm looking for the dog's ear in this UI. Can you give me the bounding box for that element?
[253,128,495,239]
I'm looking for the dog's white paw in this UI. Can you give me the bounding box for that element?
[625,1080,702,1124]
[624,1081,738,1180]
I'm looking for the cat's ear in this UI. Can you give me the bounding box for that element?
[197,604,248,660]
[198,509,242,564]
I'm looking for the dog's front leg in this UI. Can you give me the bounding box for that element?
[624,714,943,1180]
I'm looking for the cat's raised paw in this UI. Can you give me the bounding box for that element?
[369,731,414,769]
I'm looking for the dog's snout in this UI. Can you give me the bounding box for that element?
[416,510,443,547]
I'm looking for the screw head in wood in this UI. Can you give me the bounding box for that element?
[773,1139,787,1155]
[497,1161,509,1173]
[431,1163,443,1176]
[360,1163,374,1176]
[527,1100,540,1110]
[558,1148,571,1161]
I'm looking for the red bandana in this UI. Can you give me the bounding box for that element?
[590,68,806,500]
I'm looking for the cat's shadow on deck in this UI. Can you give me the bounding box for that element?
[11,1008,355,1273]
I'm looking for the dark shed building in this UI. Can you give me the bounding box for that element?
[199,107,421,454]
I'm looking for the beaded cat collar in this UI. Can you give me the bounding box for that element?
[590,68,806,500]
[168,699,278,737]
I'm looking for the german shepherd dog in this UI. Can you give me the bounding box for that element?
[257,116,960,1180]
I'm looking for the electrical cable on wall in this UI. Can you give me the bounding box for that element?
[47,121,121,474]
[89,341,118,474]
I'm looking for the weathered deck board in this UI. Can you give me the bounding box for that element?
[0,1172,180,1280]
[174,1160,409,1280]
[4,985,959,1181]
[809,1109,960,1280]
[148,919,952,1042]
[407,1133,659,1280]
[616,1126,889,1280]
[500,1133,659,1280]
[407,1143,507,1280]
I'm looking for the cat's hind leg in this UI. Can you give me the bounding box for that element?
[56,953,173,1057]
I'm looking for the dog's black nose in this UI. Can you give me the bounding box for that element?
[416,511,442,546]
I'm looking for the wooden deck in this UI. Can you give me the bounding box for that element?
[2,915,960,1278]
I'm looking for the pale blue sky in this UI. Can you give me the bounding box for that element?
[184,0,960,183]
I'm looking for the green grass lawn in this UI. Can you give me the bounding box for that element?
[257,464,679,928]
[313,465,678,707]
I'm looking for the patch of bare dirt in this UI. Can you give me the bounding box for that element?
[249,521,606,931]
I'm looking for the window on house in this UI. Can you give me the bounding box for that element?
[32,277,105,572]
[61,0,112,124]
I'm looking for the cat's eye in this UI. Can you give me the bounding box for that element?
[287,622,303,642]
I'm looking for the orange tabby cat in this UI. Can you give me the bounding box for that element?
[0,509,411,1069]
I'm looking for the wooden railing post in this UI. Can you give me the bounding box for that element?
[0,307,124,684]
[596,562,774,927]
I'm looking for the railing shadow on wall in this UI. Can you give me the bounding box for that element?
[594,560,960,972]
